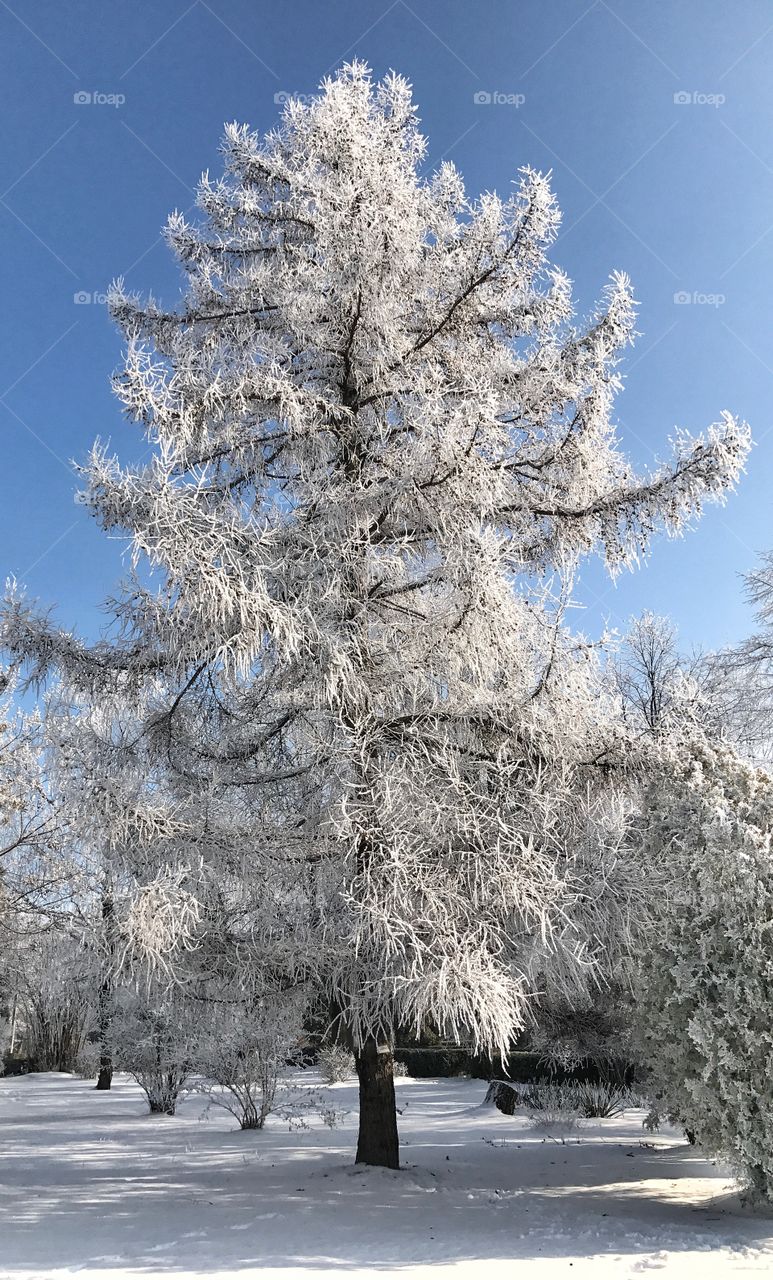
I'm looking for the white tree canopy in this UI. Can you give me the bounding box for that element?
[0,64,750,1066]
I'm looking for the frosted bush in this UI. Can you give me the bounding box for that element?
[113,985,199,1115]
[532,997,632,1083]
[574,1081,630,1119]
[198,995,310,1130]
[318,1045,355,1084]
[635,740,773,1201]
[74,1043,101,1080]
[524,1082,582,1131]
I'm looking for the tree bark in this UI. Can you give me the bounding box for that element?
[95,1051,113,1091]
[95,889,115,1091]
[95,974,113,1089]
[8,991,17,1056]
[355,1038,400,1168]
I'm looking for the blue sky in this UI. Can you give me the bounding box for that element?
[1,0,771,653]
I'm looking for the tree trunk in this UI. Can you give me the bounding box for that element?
[95,971,113,1089]
[8,991,17,1056]
[355,1038,399,1169]
[95,1054,113,1091]
[95,889,115,1091]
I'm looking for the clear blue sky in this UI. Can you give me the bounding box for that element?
[1,0,771,651]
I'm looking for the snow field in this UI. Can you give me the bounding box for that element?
[1,1071,772,1279]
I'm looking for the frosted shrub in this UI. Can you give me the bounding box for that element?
[113,986,198,1115]
[318,1044,355,1084]
[524,1082,581,1131]
[199,996,308,1130]
[639,1105,693,1139]
[642,1107,662,1134]
[74,1043,101,1080]
[532,997,632,1085]
[635,740,773,1202]
[574,1081,630,1119]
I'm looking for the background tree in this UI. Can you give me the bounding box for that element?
[1,64,750,1167]
[0,686,66,933]
[696,554,773,763]
[0,684,72,1069]
[19,931,93,1072]
[612,587,773,766]
[614,613,686,733]
[31,688,204,1081]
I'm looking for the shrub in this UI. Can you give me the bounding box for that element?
[393,1047,472,1077]
[1,1055,31,1076]
[530,999,634,1086]
[523,1081,582,1131]
[199,995,309,1130]
[574,1081,630,1118]
[318,1044,355,1083]
[113,986,199,1115]
[74,1044,101,1080]
[634,742,773,1201]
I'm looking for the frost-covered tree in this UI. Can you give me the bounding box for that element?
[0,685,72,1065]
[19,931,93,1072]
[614,613,686,733]
[36,690,203,1085]
[612,612,721,739]
[0,686,65,928]
[1,64,749,1167]
[698,554,773,763]
[527,780,645,1084]
[634,739,773,1201]
[610,573,773,765]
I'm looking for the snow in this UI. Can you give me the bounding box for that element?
[1,1072,772,1279]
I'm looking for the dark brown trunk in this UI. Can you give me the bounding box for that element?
[95,979,113,1090]
[95,890,115,1091]
[95,1056,113,1091]
[354,1038,399,1169]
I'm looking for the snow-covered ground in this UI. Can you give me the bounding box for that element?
[1,1072,772,1279]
